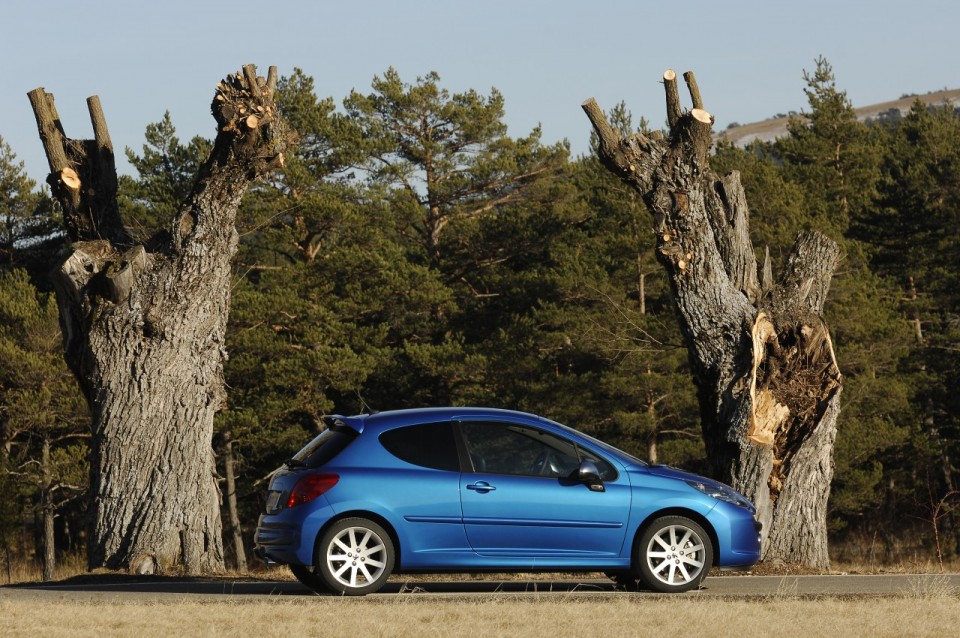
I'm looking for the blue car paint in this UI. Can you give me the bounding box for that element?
[255,407,761,573]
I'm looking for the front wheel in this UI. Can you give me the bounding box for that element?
[316,517,395,595]
[637,516,713,593]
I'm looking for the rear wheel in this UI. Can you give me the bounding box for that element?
[316,517,395,595]
[289,564,327,592]
[637,516,713,593]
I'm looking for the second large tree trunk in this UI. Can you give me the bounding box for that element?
[583,70,842,567]
[29,65,295,574]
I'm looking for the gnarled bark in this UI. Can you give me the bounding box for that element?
[583,70,842,567]
[28,64,296,574]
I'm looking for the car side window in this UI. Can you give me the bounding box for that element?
[379,422,460,472]
[460,422,583,478]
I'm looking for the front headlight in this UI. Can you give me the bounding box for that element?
[684,479,753,510]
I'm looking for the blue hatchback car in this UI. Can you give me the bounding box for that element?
[254,408,761,595]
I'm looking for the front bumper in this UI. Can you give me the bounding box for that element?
[706,502,762,568]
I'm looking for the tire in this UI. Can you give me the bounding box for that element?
[637,515,713,593]
[316,517,395,595]
[289,564,327,593]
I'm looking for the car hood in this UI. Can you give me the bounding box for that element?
[646,464,716,484]
[645,464,737,492]
[646,464,756,513]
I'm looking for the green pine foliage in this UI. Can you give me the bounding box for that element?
[0,269,88,569]
[119,112,212,241]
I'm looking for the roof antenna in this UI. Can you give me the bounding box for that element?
[355,389,377,414]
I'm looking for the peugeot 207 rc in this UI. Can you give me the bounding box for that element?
[254,407,761,595]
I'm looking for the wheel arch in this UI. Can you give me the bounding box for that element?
[631,508,720,568]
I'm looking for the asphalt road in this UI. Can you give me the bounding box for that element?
[3,573,959,602]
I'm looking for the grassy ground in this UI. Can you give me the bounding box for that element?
[1,591,959,638]
[3,557,959,637]
[0,559,960,638]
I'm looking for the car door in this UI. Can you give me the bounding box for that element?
[458,420,630,558]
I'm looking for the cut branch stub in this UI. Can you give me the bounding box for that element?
[683,71,704,110]
[581,98,621,153]
[210,64,293,175]
[663,69,682,129]
[27,88,71,176]
[27,88,129,244]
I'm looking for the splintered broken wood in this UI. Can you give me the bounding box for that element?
[747,312,788,447]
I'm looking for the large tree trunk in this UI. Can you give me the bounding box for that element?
[28,65,295,574]
[583,70,842,568]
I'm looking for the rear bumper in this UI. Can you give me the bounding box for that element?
[253,517,302,565]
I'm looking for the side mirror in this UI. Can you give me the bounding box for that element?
[579,460,605,492]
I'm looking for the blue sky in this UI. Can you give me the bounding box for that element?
[3,0,958,182]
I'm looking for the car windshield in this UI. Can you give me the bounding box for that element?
[545,418,649,467]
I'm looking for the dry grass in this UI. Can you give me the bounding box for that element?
[0,552,88,585]
[1,594,959,638]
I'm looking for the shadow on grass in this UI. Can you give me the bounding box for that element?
[3,573,620,596]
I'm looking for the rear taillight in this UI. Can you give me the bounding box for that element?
[286,473,339,509]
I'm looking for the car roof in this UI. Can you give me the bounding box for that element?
[329,407,551,435]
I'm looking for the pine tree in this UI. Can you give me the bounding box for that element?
[119,112,212,241]
[341,68,568,406]
[0,135,59,273]
[859,101,960,552]
[0,269,88,580]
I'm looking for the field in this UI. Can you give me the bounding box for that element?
[3,558,960,637]
[2,592,960,638]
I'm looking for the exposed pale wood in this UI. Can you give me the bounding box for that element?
[60,166,81,189]
[245,114,259,129]
[266,153,285,170]
[691,108,711,124]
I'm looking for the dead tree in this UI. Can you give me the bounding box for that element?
[28,65,296,574]
[583,70,842,567]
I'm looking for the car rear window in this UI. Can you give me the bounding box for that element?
[292,425,358,468]
[379,422,460,472]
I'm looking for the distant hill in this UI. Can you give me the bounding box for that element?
[716,88,960,147]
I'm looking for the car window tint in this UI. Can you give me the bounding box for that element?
[379,422,460,472]
[294,426,358,468]
[461,422,581,478]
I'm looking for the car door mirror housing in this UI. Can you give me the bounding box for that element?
[579,460,605,492]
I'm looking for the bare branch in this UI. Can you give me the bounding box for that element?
[581,98,621,151]
[683,71,704,110]
[663,70,682,129]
